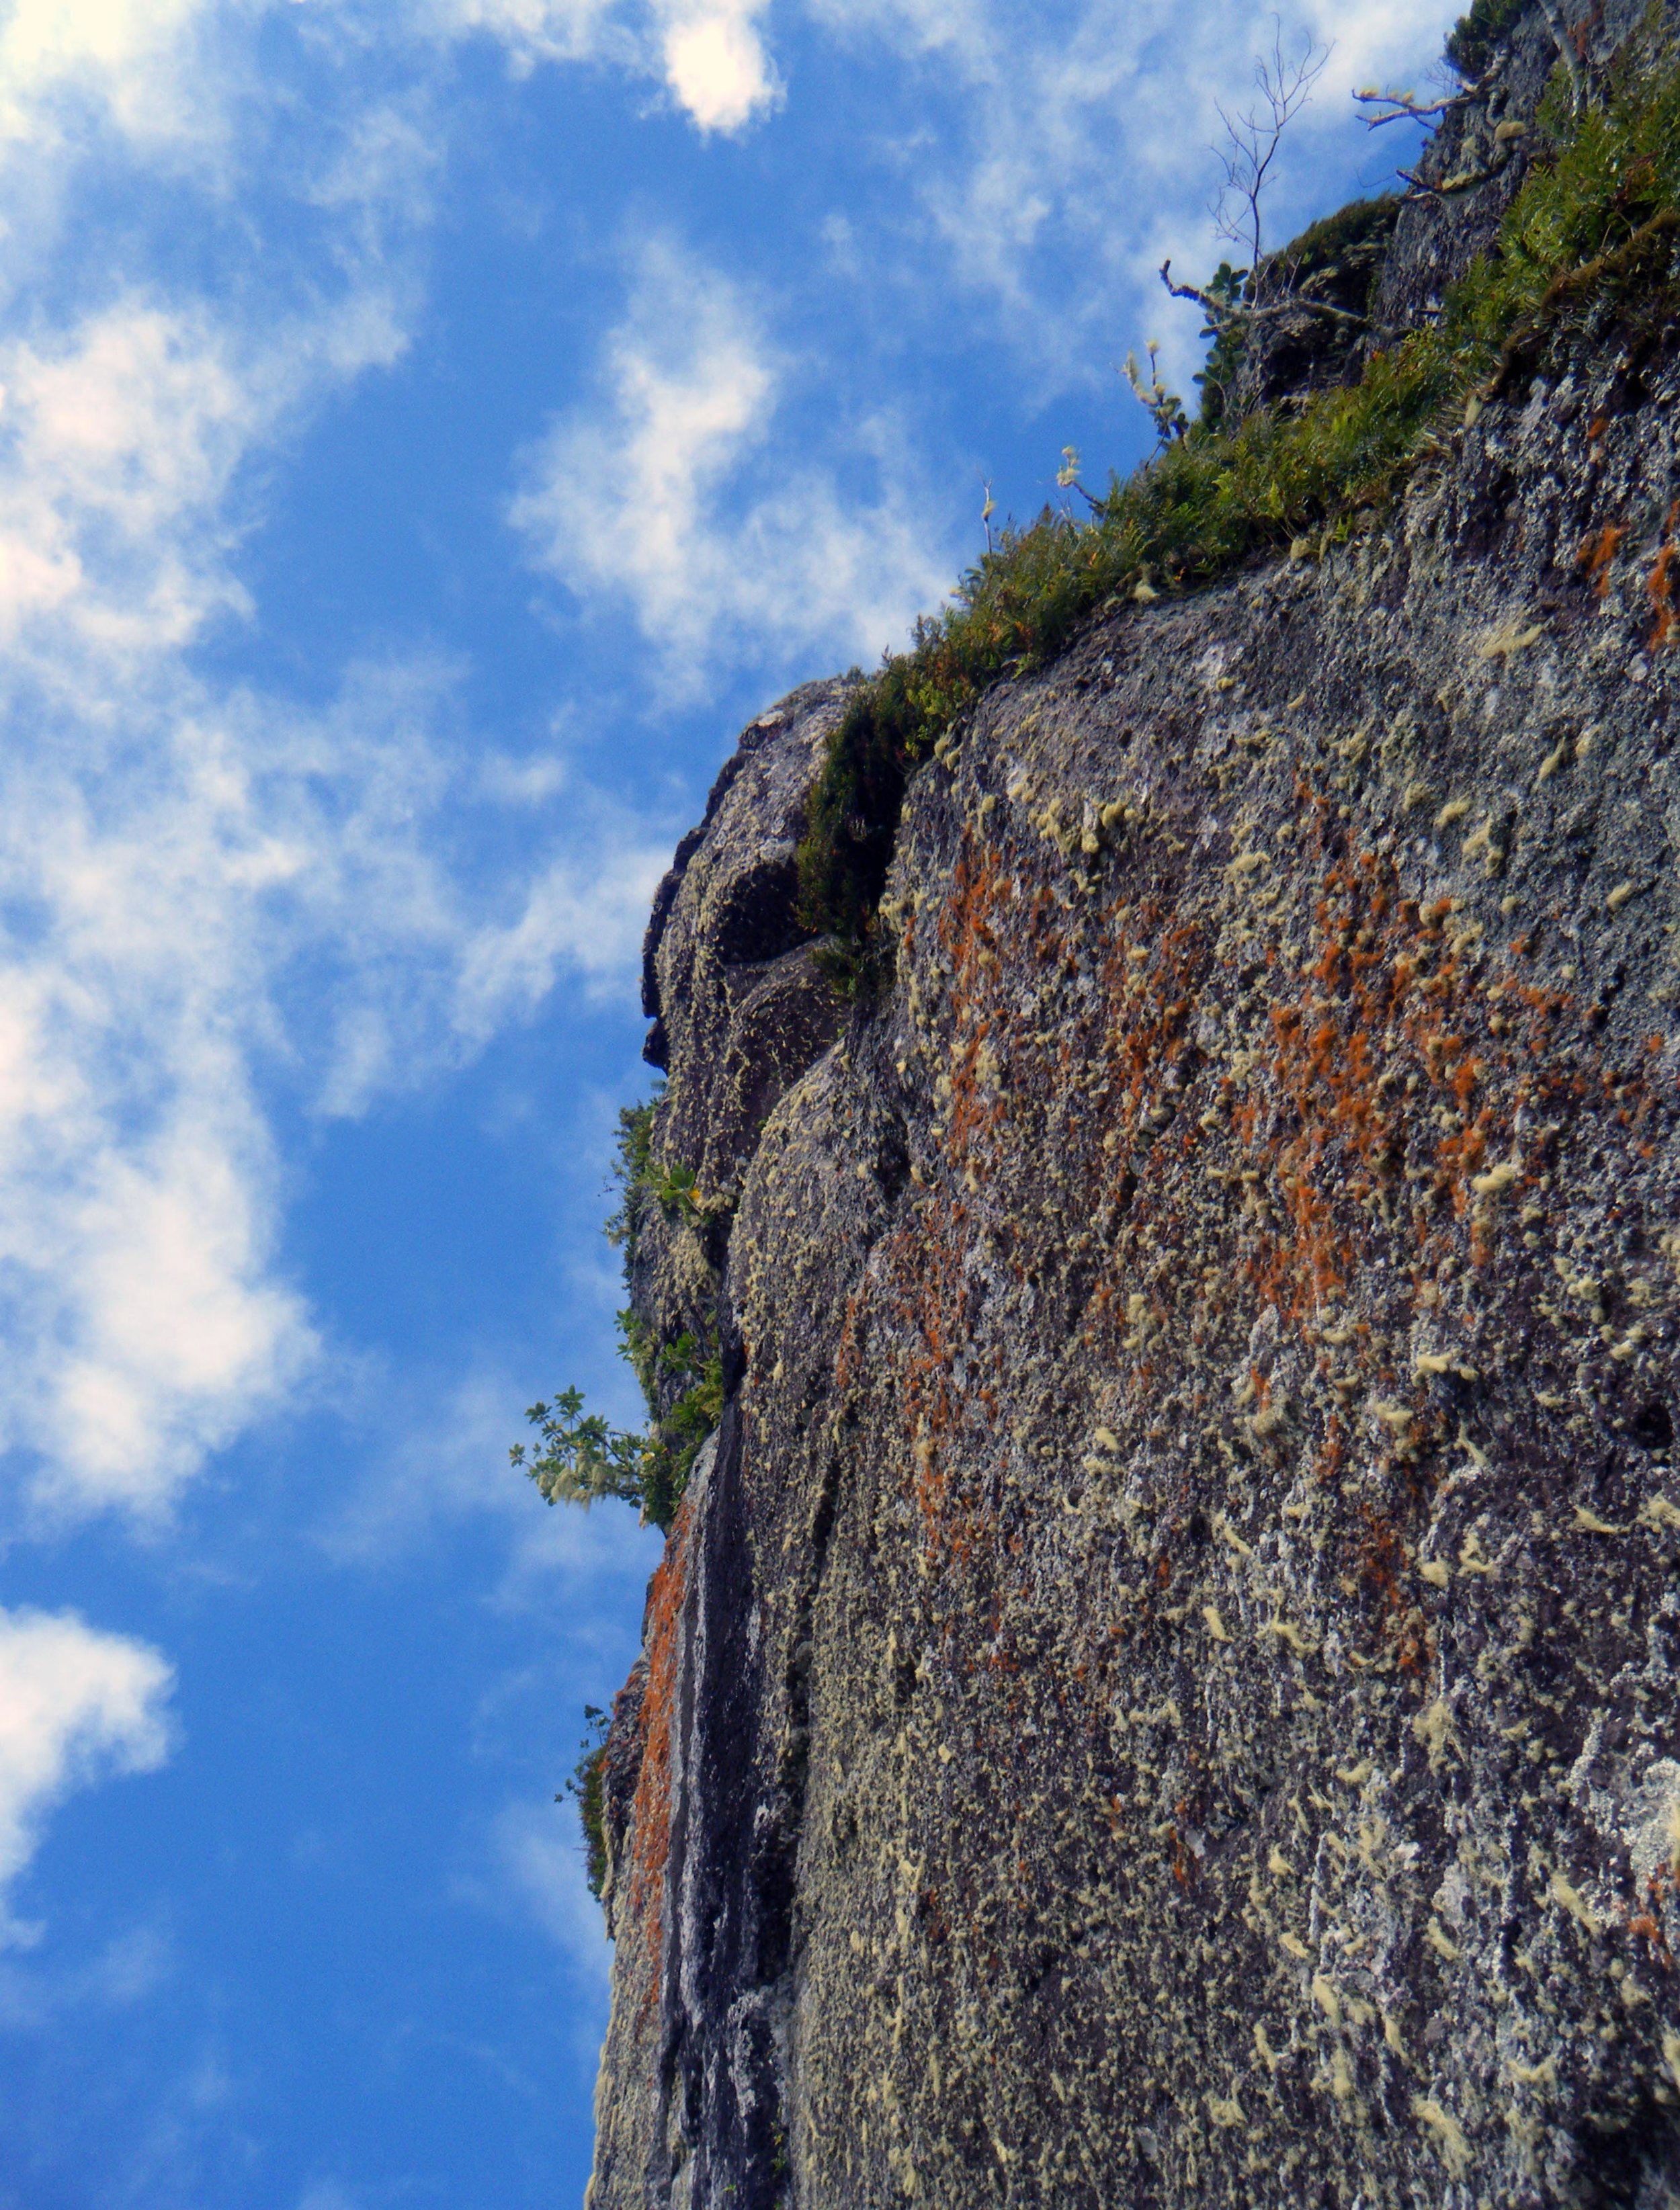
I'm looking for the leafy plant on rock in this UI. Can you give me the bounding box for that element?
[514,1095,725,1532]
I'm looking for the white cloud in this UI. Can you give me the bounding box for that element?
[511,239,952,686]
[493,1798,611,1992]
[0,300,249,662]
[429,0,775,132]
[455,828,671,1039]
[655,0,777,132]
[0,0,222,152]
[0,1607,172,1939]
[0,620,673,1521]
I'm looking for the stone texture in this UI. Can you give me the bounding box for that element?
[583,26,1680,2207]
[627,679,855,1427]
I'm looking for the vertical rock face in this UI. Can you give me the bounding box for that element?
[585,24,1680,2210]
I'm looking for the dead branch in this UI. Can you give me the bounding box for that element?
[1212,17,1333,269]
[1159,261,1370,329]
[1354,85,1476,130]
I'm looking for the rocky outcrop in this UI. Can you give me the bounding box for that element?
[583,21,1680,2208]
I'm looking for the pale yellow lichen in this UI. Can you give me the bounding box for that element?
[1548,1869,1598,1932]
[1412,2096,1472,2178]
[1573,1505,1626,1535]
[1425,1918,1462,1963]
[1471,1159,1521,1198]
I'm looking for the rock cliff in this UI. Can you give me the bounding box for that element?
[583,11,1680,2204]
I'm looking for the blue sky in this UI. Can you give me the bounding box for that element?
[0,0,1459,2201]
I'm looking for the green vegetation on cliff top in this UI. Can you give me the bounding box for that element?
[796,24,1680,985]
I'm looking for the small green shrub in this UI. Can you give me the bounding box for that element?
[514,1099,724,1533]
[796,29,1680,982]
[560,1705,610,1900]
[604,1096,719,1241]
[511,1386,646,1508]
[1193,262,1250,429]
[513,1342,722,1533]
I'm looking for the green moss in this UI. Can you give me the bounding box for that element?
[796,29,1680,982]
[636,1333,724,1532]
[616,1314,724,1529]
[1445,0,1530,79]
[1269,194,1402,286]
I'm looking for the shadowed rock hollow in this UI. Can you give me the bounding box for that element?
[580,10,1680,2204]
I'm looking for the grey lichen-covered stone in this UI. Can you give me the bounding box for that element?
[585,114,1680,2210]
[628,679,854,1412]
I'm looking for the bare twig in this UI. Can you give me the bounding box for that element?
[1212,16,1333,269]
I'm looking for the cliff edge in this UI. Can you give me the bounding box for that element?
[582,9,1680,2203]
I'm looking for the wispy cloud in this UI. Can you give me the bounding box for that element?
[800,0,1458,382]
[0,288,642,1533]
[455,821,671,1041]
[511,237,953,691]
[296,2182,362,2210]
[0,1608,173,1941]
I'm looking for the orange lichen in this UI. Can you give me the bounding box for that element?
[626,1494,695,1998]
[1579,521,1627,597]
[1648,502,1680,650]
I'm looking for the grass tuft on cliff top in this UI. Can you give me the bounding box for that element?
[797,24,1680,987]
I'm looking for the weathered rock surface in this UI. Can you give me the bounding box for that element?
[585,39,1680,2210]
